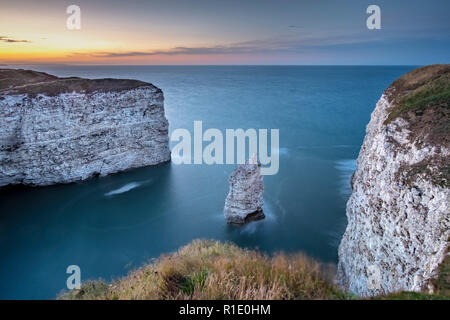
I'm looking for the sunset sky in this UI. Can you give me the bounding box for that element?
[1,0,449,65]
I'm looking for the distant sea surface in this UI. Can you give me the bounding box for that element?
[0,65,416,299]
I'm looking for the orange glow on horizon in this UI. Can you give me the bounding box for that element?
[0,5,236,65]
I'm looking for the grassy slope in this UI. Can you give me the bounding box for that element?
[0,68,152,96]
[384,64,450,125]
[383,64,450,188]
[61,240,448,300]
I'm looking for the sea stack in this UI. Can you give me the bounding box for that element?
[0,69,171,187]
[224,155,265,224]
[338,65,449,297]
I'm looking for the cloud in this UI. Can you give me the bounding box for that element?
[67,27,440,59]
[68,33,383,59]
[0,36,31,43]
[68,44,263,58]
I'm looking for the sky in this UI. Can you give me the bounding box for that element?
[0,0,449,65]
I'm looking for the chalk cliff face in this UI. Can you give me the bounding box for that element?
[338,65,449,297]
[0,69,170,187]
[224,157,265,224]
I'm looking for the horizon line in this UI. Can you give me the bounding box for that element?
[0,63,425,67]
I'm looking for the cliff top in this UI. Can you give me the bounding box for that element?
[384,65,449,188]
[60,239,449,300]
[384,64,449,148]
[61,239,342,300]
[0,69,158,96]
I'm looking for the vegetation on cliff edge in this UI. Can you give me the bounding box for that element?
[384,64,450,127]
[384,64,450,188]
[60,240,449,300]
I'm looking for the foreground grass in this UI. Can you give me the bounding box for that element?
[60,240,449,300]
[61,240,343,300]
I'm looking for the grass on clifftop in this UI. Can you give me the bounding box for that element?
[61,240,343,300]
[384,64,450,125]
[60,240,449,300]
[384,65,450,188]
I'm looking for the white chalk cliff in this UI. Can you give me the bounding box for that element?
[338,65,449,297]
[0,69,170,187]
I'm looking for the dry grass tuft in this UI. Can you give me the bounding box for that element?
[61,239,344,300]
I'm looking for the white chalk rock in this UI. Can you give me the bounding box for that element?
[224,155,265,224]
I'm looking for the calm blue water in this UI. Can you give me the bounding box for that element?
[0,66,415,299]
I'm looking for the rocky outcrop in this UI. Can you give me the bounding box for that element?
[224,156,265,224]
[338,65,449,297]
[0,69,170,187]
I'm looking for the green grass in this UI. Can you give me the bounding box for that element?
[62,281,110,300]
[384,68,450,124]
[433,248,450,296]
[374,292,449,300]
[383,65,450,188]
